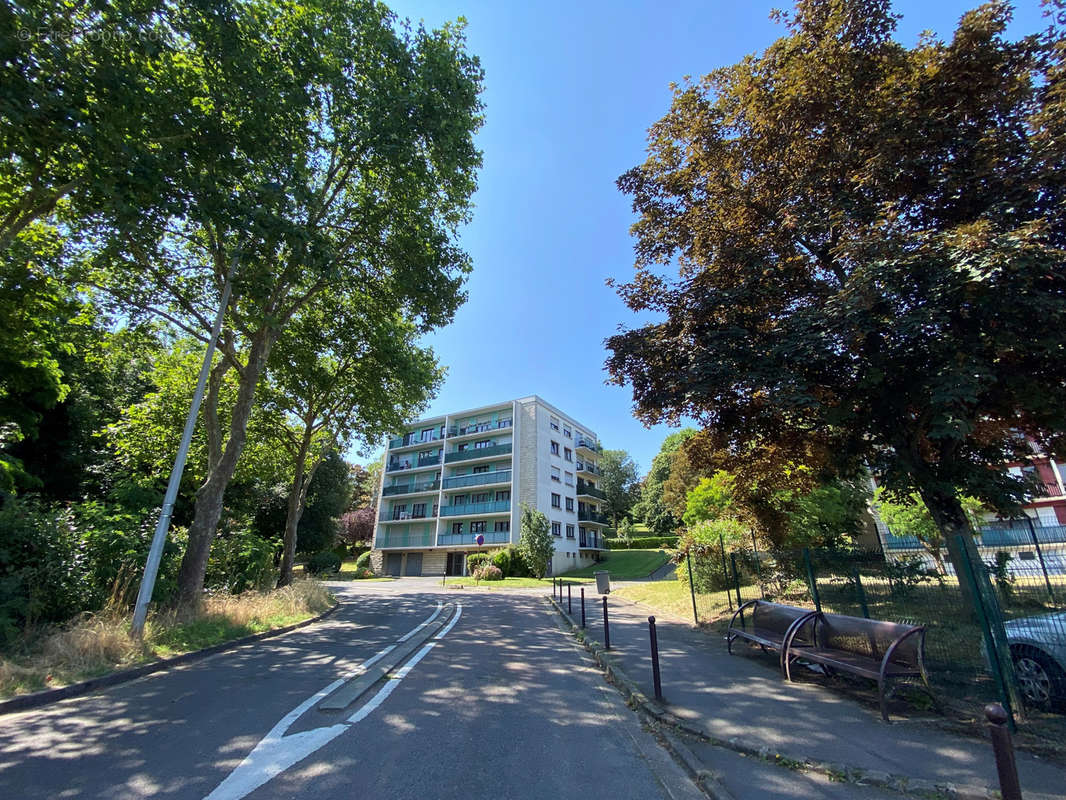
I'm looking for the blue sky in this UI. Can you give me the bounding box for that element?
[359,0,1049,475]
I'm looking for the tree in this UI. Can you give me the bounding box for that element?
[517,503,553,579]
[294,451,353,556]
[338,508,376,551]
[598,449,640,528]
[606,0,1066,603]
[682,472,737,527]
[638,429,697,534]
[875,488,985,574]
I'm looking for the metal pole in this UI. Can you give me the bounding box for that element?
[686,551,699,625]
[730,552,742,610]
[648,616,663,702]
[985,704,1023,800]
[1022,516,1056,605]
[751,528,764,598]
[602,596,610,649]
[580,587,586,628]
[567,583,572,614]
[720,533,733,612]
[130,252,239,639]
[803,548,822,613]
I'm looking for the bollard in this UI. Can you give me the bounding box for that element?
[603,596,611,649]
[686,551,698,625]
[986,704,1022,800]
[567,583,572,614]
[580,587,586,628]
[648,616,663,702]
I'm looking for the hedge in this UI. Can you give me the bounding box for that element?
[604,536,679,550]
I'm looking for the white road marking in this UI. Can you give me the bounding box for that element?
[203,602,460,800]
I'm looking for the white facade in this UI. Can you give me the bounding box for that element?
[371,396,609,577]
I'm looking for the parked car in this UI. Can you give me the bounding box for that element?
[1005,611,1066,711]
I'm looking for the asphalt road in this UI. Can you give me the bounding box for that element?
[0,579,701,800]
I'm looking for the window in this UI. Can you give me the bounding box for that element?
[474,439,492,449]
[564,447,572,462]
[551,493,561,508]
[551,466,561,482]
[421,427,435,442]
[473,465,490,473]
[452,522,463,534]
[473,492,490,503]
[565,497,574,512]
[470,521,486,533]
[550,416,560,431]
[412,503,426,518]
[563,425,571,438]
[551,522,562,537]
[566,524,575,539]
[564,471,574,486]
[496,490,510,502]
[392,503,408,520]
[453,494,468,505]
[550,440,560,456]
[494,520,510,533]
[500,417,512,428]
[458,443,468,452]
[440,424,446,439]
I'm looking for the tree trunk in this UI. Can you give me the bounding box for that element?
[277,432,321,588]
[918,486,981,616]
[175,328,275,609]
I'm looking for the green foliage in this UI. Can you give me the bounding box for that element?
[296,452,353,555]
[517,503,553,579]
[987,550,1015,602]
[354,551,372,571]
[778,480,870,549]
[466,552,491,572]
[616,518,635,543]
[677,518,749,593]
[205,531,277,594]
[604,536,679,550]
[682,472,737,527]
[883,554,938,598]
[305,550,342,576]
[598,449,641,526]
[875,488,984,573]
[640,429,697,535]
[473,564,503,581]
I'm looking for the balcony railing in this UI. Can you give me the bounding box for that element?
[576,480,606,501]
[382,480,440,497]
[579,533,604,549]
[379,507,437,522]
[578,510,609,525]
[576,437,600,453]
[446,420,513,438]
[442,470,511,490]
[444,443,512,463]
[437,530,510,546]
[440,500,511,517]
[1028,479,1063,498]
[386,453,441,472]
[375,531,434,548]
[575,462,599,476]
[389,430,442,449]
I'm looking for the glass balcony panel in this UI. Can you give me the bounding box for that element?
[375,530,434,548]
[444,443,513,463]
[436,530,510,546]
[440,500,512,517]
[442,470,512,490]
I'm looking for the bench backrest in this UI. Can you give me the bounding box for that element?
[815,613,922,666]
[751,601,814,635]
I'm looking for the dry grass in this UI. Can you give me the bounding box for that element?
[0,579,334,698]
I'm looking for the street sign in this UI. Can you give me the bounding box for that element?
[476,534,484,547]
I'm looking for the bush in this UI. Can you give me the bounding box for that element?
[354,550,372,571]
[604,536,678,550]
[473,564,503,581]
[305,550,342,575]
[490,548,510,576]
[206,529,278,593]
[466,552,491,572]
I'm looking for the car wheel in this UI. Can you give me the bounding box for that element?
[1011,645,1066,712]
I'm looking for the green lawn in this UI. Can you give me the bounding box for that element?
[612,579,737,625]
[441,576,584,590]
[331,561,394,582]
[558,548,670,580]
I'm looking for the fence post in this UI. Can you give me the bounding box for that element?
[853,565,870,619]
[985,704,1023,800]
[602,596,611,649]
[1022,516,1056,606]
[720,533,733,612]
[751,528,764,598]
[803,548,822,613]
[648,616,663,702]
[580,587,586,628]
[686,551,699,625]
[567,583,572,614]
[730,552,742,611]
[957,535,1020,730]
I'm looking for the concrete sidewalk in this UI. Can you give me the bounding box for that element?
[547,587,1066,799]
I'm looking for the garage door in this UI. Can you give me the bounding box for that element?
[404,553,423,576]
[385,553,402,576]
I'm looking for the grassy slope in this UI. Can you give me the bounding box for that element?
[558,548,670,579]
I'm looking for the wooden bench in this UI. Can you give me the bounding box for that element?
[726,600,819,672]
[782,611,935,721]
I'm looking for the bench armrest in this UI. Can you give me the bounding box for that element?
[727,599,760,632]
[879,624,926,678]
[779,610,820,674]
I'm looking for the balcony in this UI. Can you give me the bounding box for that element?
[444,443,512,463]
[386,453,441,472]
[446,419,513,438]
[437,530,510,546]
[379,507,438,522]
[578,510,609,525]
[1028,479,1063,499]
[389,430,442,449]
[576,437,600,453]
[440,500,511,517]
[579,532,605,549]
[376,530,434,548]
[576,480,606,501]
[382,479,440,497]
[575,461,599,476]
[442,470,512,490]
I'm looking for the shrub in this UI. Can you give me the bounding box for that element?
[354,550,372,571]
[473,564,503,581]
[466,552,491,572]
[306,550,342,575]
[206,529,278,593]
[490,548,510,576]
[604,536,678,550]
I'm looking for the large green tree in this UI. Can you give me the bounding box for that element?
[638,429,697,535]
[598,448,641,528]
[607,0,1066,593]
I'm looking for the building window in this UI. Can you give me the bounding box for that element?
[473,464,490,473]
[564,447,572,462]
[474,439,492,449]
[565,497,574,512]
[494,521,510,533]
[496,490,510,502]
[453,494,468,505]
[550,416,560,431]
[412,503,426,518]
[564,471,574,486]
[421,427,435,441]
[473,492,490,503]
[550,440,560,456]
[458,443,468,452]
[566,524,575,538]
[551,466,561,482]
[551,493,561,508]
[470,521,486,533]
[452,522,463,534]
[551,522,562,537]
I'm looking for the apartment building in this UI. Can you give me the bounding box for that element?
[371,396,609,577]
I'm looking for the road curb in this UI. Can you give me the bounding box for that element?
[544,594,997,800]
[0,601,342,717]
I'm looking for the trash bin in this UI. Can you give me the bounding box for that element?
[594,570,611,595]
